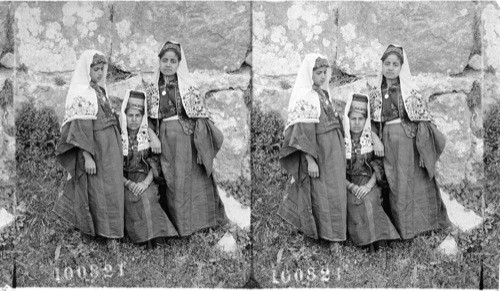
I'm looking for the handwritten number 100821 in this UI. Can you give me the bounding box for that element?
[272,267,340,284]
[54,263,124,282]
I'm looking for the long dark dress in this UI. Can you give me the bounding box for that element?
[149,77,227,236]
[371,79,450,239]
[346,135,400,246]
[54,87,124,238]
[123,130,178,243]
[279,90,347,241]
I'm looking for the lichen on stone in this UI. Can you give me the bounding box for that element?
[482,4,500,72]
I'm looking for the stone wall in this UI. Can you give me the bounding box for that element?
[254,1,497,188]
[0,2,16,268]
[7,0,500,189]
[14,1,252,183]
[0,1,15,197]
[481,2,500,110]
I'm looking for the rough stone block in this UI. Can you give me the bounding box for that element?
[0,53,14,69]
[438,235,460,256]
[253,1,338,76]
[217,232,238,254]
[337,2,474,76]
[481,3,500,74]
[430,92,481,185]
[218,188,250,229]
[0,2,11,55]
[253,75,295,120]
[15,2,111,72]
[0,208,15,232]
[484,73,500,110]
[110,2,250,72]
[207,89,249,182]
[468,54,483,71]
[441,191,483,232]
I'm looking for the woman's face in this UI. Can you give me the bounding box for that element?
[90,63,105,83]
[312,67,327,87]
[349,111,366,134]
[382,54,402,80]
[160,50,180,77]
[126,107,143,131]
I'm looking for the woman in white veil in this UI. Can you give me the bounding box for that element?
[369,44,450,240]
[144,41,227,237]
[278,54,347,242]
[54,50,124,245]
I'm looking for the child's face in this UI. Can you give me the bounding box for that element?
[126,107,143,131]
[160,51,180,77]
[382,54,402,80]
[349,111,366,134]
[90,63,105,83]
[312,67,327,87]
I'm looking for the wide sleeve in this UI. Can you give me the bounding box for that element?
[279,123,318,179]
[55,119,94,178]
[145,151,162,179]
[194,118,224,176]
[371,120,381,136]
[416,121,446,179]
[369,157,386,183]
[148,117,159,135]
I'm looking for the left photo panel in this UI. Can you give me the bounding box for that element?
[0,1,15,288]
[13,1,251,287]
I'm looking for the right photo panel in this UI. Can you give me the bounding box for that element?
[251,1,498,288]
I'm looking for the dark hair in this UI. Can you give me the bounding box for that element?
[90,53,107,67]
[159,48,181,61]
[381,51,403,65]
[347,110,367,119]
[125,106,144,116]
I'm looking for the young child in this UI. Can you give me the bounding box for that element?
[344,93,400,251]
[120,90,178,248]
[278,54,347,242]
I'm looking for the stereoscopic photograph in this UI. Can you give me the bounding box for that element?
[10,1,251,287]
[251,1,498,288]
[0,0,498,289]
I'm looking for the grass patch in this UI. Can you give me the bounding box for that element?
[14,102,249,287]
[15,192,249,287]
[482,99,500,288]
[0,79,13,110]
[251,101,483,288]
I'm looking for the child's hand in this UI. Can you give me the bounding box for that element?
[307,160,319,178]
[127,181,137,193]
[355,185,371,199]
[84,157,97,175]
[150,134,161,154]
[134,182,148,196]
[419,156,425,168]
[373,138,384,157]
